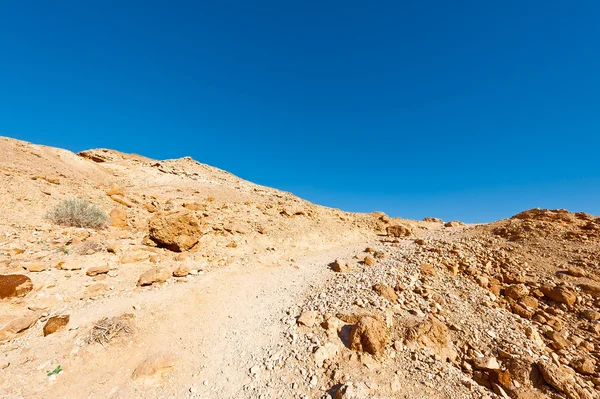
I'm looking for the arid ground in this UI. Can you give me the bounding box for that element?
[1,136,598,399]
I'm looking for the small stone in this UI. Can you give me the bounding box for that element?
[120,251,150,264]
[581,309,600,321]
[43,315,70,336]
[109,208,128,228]
[131,353,177,380]
[23,263,49,273]
[566,266,586,277]
[106,183,124,196]
[297,311,318,327]
[472,356,500,371]
[420,263,436,277]
[541,285,577,306]
[505,284,530,300]
[373,284,398,303]
[82,283,109,299]
[547,331,571,350]
[137,268,171,286]
[86,265,110,276]
[58,261,82,271]
[172,264,190,277]
[572,357,596,375]
[332,259,352,273]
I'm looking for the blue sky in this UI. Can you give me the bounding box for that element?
[1,1,599,222]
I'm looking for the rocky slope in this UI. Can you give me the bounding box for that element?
[0,136,598,399]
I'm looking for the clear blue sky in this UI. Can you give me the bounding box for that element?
[2,1,599,222]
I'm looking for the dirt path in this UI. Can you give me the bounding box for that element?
[11,240,373,398]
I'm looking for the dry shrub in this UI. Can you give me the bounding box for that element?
[47,199,108,229]
[87,314,133,347]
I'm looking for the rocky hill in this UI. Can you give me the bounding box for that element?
[0,136,598,399]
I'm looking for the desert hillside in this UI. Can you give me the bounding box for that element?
[0,137,598,399]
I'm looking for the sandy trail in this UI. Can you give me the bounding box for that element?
[13,241,371,399]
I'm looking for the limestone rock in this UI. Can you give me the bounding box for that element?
[386,225,412,238]
[110,194,134,208]
[22,263,49,272]
[109,208,128,228]
[580,309,600,321]
[332,259,352,273]
[297,311,318,327]
[547,330,571,350]
[473,356,500,371]
[566,266,586,277]
[405,316,456,362]
[106,183,124,196]
[0,313,40,341]
[541,285,577,306]
[58,261,82,271]
[335,382,368,399]
[505,284,530,299]
[579,283,600,298]
[363,256,375,266]
[313,342,340,365]
[223,222,250,235]
[537,360,594,399]
[372,284,398,303]
[82,283,109,299]
[349,316,389,356]
[137,268,171,286]
[132,352,177,380]
[148,211,204,252]
[0,275,33,299]
[172,264,190,277]
[86,265,109,276]
[420,263,436,277]
[572,357,595,375]
[120,251,150,264]
[444,221,465,227]
[43,315,70,336]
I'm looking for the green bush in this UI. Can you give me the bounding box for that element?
[47,199,108,229]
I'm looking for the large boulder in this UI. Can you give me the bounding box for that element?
[0,275,33,299]
[148,211,204,252]
[348,316,389,356]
